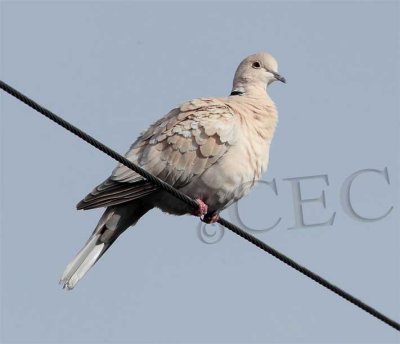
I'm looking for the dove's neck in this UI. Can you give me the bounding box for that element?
[231,82,269,99]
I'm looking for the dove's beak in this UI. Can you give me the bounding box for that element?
[273,72,286,83]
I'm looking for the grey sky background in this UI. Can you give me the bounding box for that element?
[1,1,399,343]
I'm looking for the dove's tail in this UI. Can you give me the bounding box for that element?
[60,201,152,290]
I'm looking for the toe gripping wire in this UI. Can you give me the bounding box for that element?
[1,80,399,332]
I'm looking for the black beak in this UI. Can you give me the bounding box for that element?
[273,72,286,83]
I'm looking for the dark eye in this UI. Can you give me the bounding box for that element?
[252,61,261,69]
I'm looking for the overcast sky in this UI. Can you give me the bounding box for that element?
[1,1,399,343]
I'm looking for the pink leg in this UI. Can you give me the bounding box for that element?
[202,212,220,224]
[194,198,208,217]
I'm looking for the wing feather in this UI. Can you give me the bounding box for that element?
[77,98,238,209]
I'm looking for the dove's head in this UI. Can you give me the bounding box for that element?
[231,52,285,96]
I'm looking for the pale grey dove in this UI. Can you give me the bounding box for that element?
[60,52,285,289]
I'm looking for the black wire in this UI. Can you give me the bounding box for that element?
[1,79,399,332]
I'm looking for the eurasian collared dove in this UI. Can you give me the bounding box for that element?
[60,52,285,289]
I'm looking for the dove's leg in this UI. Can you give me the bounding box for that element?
[202,211,220,224]
[194,198,208,216]
[194,199,219,223]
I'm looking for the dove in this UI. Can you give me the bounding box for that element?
[60,52,285,289]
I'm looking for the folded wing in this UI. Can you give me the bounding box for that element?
[77,98,238,210]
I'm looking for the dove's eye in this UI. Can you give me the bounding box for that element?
[252,61,261,69]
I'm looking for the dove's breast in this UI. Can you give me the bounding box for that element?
[185,100,278,212]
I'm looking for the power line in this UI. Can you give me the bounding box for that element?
[1,79,399,332]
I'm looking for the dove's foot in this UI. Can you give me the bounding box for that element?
[202,211,220,224]
[194,198,208,217]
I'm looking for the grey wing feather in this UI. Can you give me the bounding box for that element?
[76,178,158,210]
